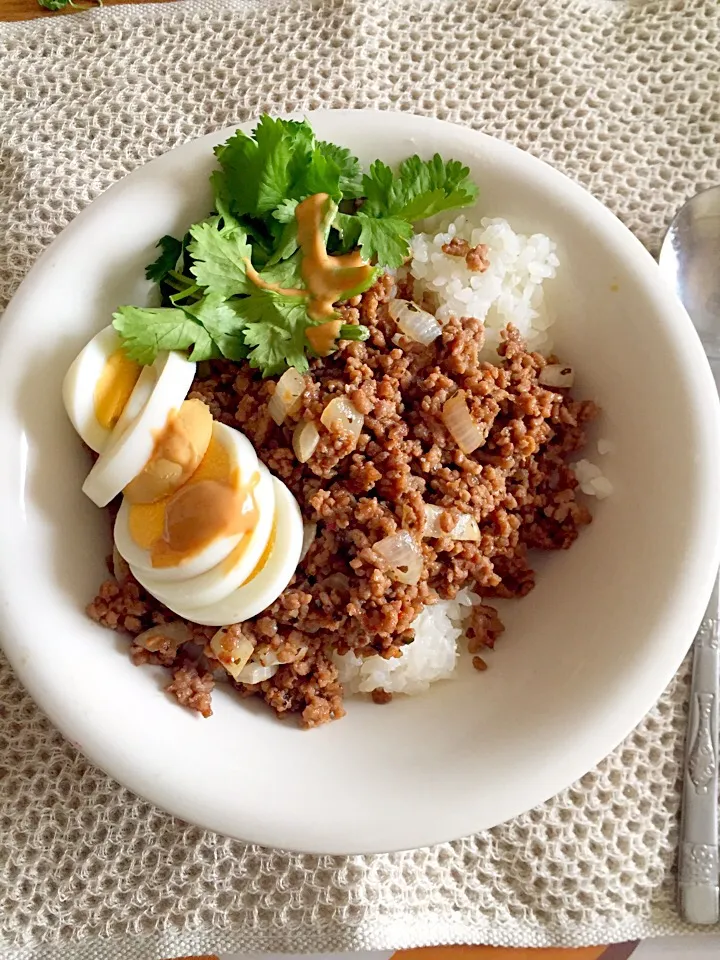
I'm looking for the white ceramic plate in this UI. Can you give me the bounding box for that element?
[1,111,719,854]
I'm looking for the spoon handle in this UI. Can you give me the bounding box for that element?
[679,571,720,924]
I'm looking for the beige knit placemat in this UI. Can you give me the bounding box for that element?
[0,1,719,957]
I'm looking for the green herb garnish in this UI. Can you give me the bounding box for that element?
[113,116,479,377]
[37,0,102,10]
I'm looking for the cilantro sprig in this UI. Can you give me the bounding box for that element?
[37,0,102,10]
[113,116,479,377]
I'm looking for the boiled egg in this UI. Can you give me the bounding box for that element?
[82,349,196,507]
[158,476,303,626]
[137,463,276,609]
[62,325,143,453]
[114,421,263,583]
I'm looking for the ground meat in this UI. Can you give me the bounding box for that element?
[441,238,489,272]
[465,243,489,273]
[89,273,595,726]
[372,688,393,704]
[166,657,214,718]
[467,603,506,652]
[442,238,471,258]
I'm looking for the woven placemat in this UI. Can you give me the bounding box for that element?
[0,1,718,957]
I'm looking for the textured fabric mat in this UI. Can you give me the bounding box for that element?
[0,0,719,956]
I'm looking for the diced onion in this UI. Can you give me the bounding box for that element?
[268,367,305,425]
[135,622,192,651]
[255,646,281,667]
[442,391,485,454]
[300,521,317,562]
[373,531,423,585]
[293,419,320,463]
[209,627,254,681]
[539,364,575,388]
[388,298,442,345]
[320,395,364,444]
[235,662,279,685]
[423,504,480,541]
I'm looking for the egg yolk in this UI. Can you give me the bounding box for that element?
[124,399,213,504]
[128,425,260,569]
[93,349,141,431]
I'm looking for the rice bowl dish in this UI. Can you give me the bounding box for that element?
[53,115,618,726]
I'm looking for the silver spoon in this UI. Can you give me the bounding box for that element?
[660,185,720,925]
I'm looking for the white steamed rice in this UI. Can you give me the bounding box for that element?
[334,588,479,695]
[337,214,610,698]
[409,214,560,355]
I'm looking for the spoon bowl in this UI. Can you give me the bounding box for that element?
[660,185,720,362]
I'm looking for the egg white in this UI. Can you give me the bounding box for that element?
[82,350,196,507]
[141,462,276,609]
[115,421,262,583]
[62,326,140,453]
[160,477,303,626]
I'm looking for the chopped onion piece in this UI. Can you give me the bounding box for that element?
[268,367,305,425]
[423,504,480,541]
[320,395,364,444]
[388,298,442,345]
[442,391,485,454]
[235,662,279,685]
[135,622,192,652]
[292,420,319,463]
[209,627,254,680]
[293,419,320,463]
[300,522,317,562]
[374,531,423,585]
[252,644,281,668]
[539,363,575,388]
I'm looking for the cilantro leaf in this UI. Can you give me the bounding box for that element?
[260,252,304,289]
[317,141,364,198]
[215,117,294,219]
[187,219,253,297]
[362,153,478,221]
[333,211,362,252]
[356,213,413,268]
[210,170,241,230]
[145,235,183,284]
[183,293,249,361]
[38,0,96,9]
[273,199,299,224]
[235,290,314,377]
[112,306,216,365]
[361,160,395,217]
[266,221,299,266]
[214,116,350,233]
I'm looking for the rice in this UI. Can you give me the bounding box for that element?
[572,458,614,499]
[334,588,480,695]
[409,214,559,355]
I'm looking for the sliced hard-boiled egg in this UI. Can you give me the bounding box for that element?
[82,350,196,507]
[137,463,276,609]
[62,325,142,453]
[158,476,303,626]
[114,421,262,583]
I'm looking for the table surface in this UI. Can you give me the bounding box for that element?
[2,0,175,21]
[3,8,720,960]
